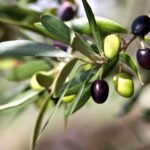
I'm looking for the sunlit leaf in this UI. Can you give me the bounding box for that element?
[144,36,150,45]
[0,40,70,57]
[53,58,78,96]
[66,17,127,35]
[0,90,40,111]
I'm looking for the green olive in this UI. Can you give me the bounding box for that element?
[62,94,76,103]
[104,34,121,59]
[113,73,134,97]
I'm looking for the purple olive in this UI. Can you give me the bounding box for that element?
[131,15,150,36]
[57,2,77,21]
[91,80,109,104]
[136,48,150,69]
[53,41,68,51]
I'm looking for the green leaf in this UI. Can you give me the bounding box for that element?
[66,17,127,35]
[41,15,72,45]
[7,60,52,81]
[30,95,52,150]
[36,72,54,89]
[102,57,118,78]
[0,90,39,111]
[82,0,102,53]
[144,37,150,45]
[119,52,143,84]
[0,40,70,57]
[66,67,95,118]
[53,58,78,96]
[34,22,56,39]
[30,62,79,150]
[71,33,98,61]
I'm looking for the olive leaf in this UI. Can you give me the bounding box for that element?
[0,40,70,57]
[65,66,96,118]
[41,15,72,45]
[119,52,143,84]
[7,60,53,81]
[35,72,54,89]
[144,37,150,45]
[82,0,102,53]
[66,17,127,35]
[71,33,98,61]
[67,66,102,114]
[30,62,80,150]
[102,57,118,78]
[34,22,56,39]
[53,58,79,97]
[0,90,40,111]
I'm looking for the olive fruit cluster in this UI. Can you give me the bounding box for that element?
[131,15,150,70]
[57,1,77,21]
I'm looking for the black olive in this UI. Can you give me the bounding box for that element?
[91,80,109,104]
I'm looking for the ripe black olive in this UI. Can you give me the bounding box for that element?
[91,80,109,104]
[136,48,150,69]
[58,2,76,21]
[131,15,150,36]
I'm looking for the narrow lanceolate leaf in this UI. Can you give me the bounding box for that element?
[34,22,56,39]
[7,60,52,81]
[72,67,101,114]
[119,52,143,84]
[66,17,127,35]
[71,33,98,61]
[53,58,78,96]
[66,67,95,118]
[0,90,39,111]
[41,15,72,45]
[30,63,79,150]
[0,40,70,57]
[144,37,150,45]
[82,0,102,53]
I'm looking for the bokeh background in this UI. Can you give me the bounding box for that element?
[0,0,150,150]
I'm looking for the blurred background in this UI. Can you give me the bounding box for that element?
[0,0,150,150]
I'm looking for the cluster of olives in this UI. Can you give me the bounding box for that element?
[91,15,150,104]
[132,15,150,70]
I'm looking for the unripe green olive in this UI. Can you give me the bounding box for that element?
[113,73,134,98]
[104,34,121,59]
[62,94,76,103]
